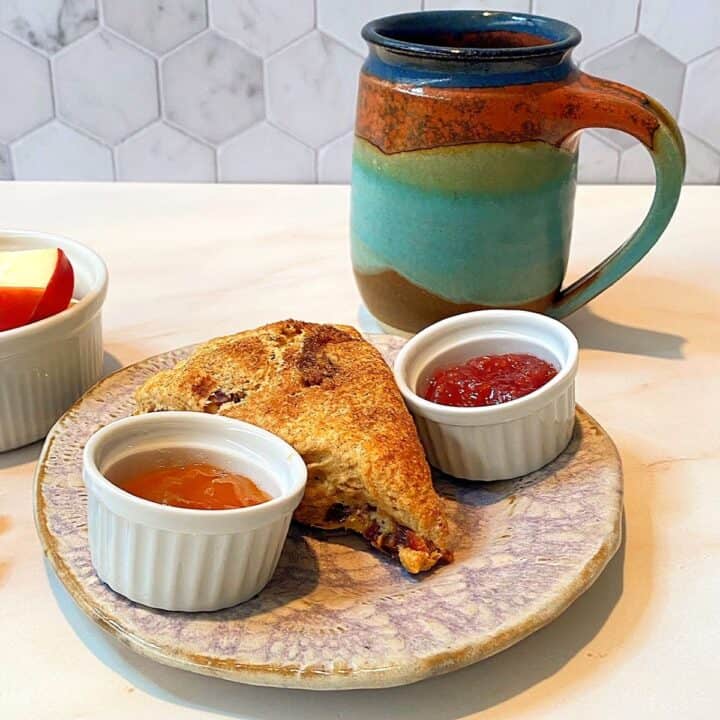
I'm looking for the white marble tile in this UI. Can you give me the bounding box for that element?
[162,31,264,144]
[424,1,530,12]
[640,0,720,63]
[615,131,719,185]
[318,131,353,184]
[682,131,720,184]
[318,0,421,55]
[680,50,720,151]
[584,35,685,149]
[577,131,620,183]
[11,120,113,180]
[0,0,97,54]
[266,31,363,148]
[117,122,215,182]
[54,31,159,143]
[0,35,53,142]
[0,144,11,180]
[535,0,638,61]
[218,122,314,182]
[104,0,207,56]
[617,142,654,183]
[211,0,314,57]
[0,0,713,185]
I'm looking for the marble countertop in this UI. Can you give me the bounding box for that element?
[0,183,717,719]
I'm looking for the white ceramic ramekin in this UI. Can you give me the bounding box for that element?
[394,310,578,481]
[83,412,307,612]
[0,230,108,452]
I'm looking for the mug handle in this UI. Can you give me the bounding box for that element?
[548,72,686,318]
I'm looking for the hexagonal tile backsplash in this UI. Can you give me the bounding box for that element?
[0,0,717,184]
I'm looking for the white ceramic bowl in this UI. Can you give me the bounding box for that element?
[0,230,108,452]
[394,310,579,481]
[83,411,307,612]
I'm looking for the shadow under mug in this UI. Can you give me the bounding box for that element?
[350,11,685,334]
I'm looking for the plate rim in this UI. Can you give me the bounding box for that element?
[33,341,623,690]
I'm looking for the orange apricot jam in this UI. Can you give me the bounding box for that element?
[116,462,271,510]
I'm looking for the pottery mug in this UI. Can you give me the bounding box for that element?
[351,11,685,333]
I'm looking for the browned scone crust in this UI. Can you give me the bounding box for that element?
[134,320,452,573]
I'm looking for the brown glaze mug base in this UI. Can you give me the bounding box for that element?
[355,269,557,334]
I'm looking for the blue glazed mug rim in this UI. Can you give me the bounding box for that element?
[361,10,581,61]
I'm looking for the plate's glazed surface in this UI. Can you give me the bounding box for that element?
[34,335,622,690]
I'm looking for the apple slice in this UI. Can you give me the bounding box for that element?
[0,248,75,331]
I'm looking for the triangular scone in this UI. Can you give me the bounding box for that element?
[134,320,453,573]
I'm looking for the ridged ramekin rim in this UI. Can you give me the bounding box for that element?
[394,309,578,427]
[83,412,307,526]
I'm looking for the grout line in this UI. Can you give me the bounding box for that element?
[47,51,58,119]
[319,29,365,61]
[202,0,209,32]
[110,143,119,181]
[323,127,353,148]
[0,26,53,58]
[263,25,316,59]
[262,47,272,121]
[51,24,98,62]
[53,116,108,145]
[210,23,259,57]
[212,145,220,183]
[635,0,642,33]
[155,53,165,122]
[11,116,55,146]
[159,26,213,59]
[588,129,626,153]
[4,141,16,180]
[264,117,286,136]
[579,32,635,67]
[101,24,155,57]
[269,121,317,155]
[166,123,216,150]
[266,27,318,61]
[684,45,720,65]
[118,121,153,147]
[162,115,218,147]
[677,63,688,126]
[680,127,720,156]
[7,117,55,149]
[612,143,621,183]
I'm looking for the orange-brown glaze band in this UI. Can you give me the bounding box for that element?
[356,71,661,154]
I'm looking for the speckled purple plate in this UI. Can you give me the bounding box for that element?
[34,335,622,690]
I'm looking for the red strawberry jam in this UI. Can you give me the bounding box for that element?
[423,353,558,407]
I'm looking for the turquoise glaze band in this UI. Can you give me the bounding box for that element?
[352,138,577,306]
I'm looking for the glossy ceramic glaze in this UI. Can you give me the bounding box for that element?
[351,11,685,333]
[34,335,622,689]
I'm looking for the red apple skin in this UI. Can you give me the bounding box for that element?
[29,249,74,323]
[0,287,44,331]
